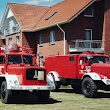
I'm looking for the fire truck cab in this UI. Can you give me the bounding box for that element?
[0,44,55,104]
[45,52,110,98]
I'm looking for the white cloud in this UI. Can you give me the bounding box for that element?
[24,0,54,5]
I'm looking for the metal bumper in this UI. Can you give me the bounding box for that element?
[9,84,55,90]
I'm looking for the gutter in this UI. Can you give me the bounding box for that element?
[57,24,66,55]
[23,20,68,32]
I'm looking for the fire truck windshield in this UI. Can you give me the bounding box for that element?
[8,55,22,64]
[8,55,33,65]
[89,56,109,64]
[23,56,33,65]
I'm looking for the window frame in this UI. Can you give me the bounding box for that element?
[39,34,43,47]
[16,36,20,45]
[69,56,74,62]
[0,56,5,64]
[49,31,55,45]
[8,38,13,44]
[85,29,92,40]
[84,5,94,17]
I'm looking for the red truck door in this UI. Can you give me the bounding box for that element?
[78,56,90,78]
[63,56,77,79]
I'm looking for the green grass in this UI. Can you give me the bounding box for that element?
[0,88,110,110]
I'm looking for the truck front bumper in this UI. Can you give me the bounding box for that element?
[8,84,55,91]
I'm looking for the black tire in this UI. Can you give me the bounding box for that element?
[0,81,13,104]
[82,77,97,98]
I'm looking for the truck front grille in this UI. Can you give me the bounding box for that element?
[26,69,45,80]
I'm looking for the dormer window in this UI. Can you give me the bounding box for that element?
[84,5,94,17]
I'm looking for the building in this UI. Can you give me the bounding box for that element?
[0,0,110,59]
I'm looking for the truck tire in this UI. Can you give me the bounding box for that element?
[82,77,97,98]
[0,81,13,104]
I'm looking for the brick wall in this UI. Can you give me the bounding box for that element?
[22,32,37,53]
[36,27,65,58]
[103,0,110,54]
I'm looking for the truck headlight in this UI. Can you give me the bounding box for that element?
[14,80,19,85]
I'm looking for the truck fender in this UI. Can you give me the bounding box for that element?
[82,72,101,81]
[0,74,20,89]
[47,71,60,82]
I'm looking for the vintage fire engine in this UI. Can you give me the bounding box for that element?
[0,43,55,104]
[45,52,110,98]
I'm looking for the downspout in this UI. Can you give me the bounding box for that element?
[57,24,66,55]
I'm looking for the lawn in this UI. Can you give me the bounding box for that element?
[0,88,110,110]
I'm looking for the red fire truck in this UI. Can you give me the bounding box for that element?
[0,44,55,104]
[45,52,110,98]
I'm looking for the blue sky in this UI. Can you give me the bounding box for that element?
[0,0,63,23]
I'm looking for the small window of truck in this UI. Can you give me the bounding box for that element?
[0,56,5,64]
[69,56,74,62]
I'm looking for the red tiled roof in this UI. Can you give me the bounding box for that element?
[32,0,94,31]
[8,0,94,31]
[8,3,49,30]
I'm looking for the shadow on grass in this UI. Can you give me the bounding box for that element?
[9,97,62,104]
[94,91,110,98]
[52,88,82,94]
[52,89,110,98]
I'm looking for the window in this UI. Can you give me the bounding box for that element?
[39,34,43,46]
[16,36,20,45]
[0,56,5,64]
[85,29,92,48]
[90,56,109,64]
[50,31,55,45]
[79,57,85,64]
[8,38,13,44]
[85,29,92,40]
[23,55,33,65]
[8,55,22,64]
[70,56,74,62]
[84,5,94,17]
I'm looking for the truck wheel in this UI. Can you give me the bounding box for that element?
[82,77,97,98]
[0,81,13,104]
